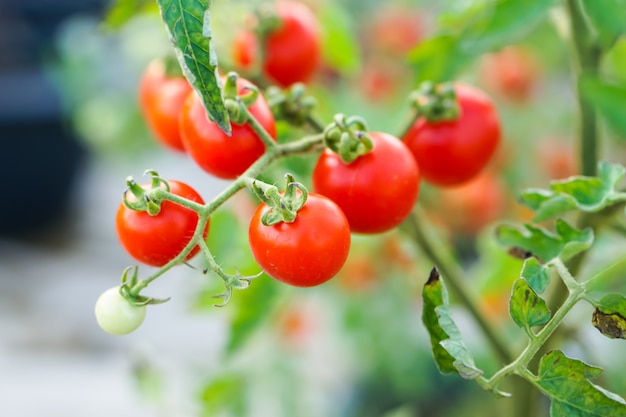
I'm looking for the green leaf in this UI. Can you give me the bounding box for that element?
[579,0,626,50]
[580,77,626,139]
[509,279,551,335]
[519,162,626,221]
[535,350,626,416]
[199,375,246,417]
[422,268,483,379]
[408,0,555,82]
[458,0,557,54]
[592,293,626,339]
[156,0,231,134]
[496,220,594,263]
[407,35,473,83]
[319,4,361,74]
[104,0,159,29]
[521,257,551,294]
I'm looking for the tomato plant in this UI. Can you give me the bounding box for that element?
[248,192,350,287]
[402,83,501,187]
[179,77,276,179]
[312,131,420,234]
[138,59,192,152]
[116,180,207,267]
[233,1,321,87]
[95,286,147,335]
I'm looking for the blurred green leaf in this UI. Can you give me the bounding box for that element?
[579,0,626,49]
[535,350,626,416]
[519,162,626,221]
[521,257,551,294]
[580,77,626,139]
[422,268,483,379]
[408,0,555,82]
[104,0,159,29]
[199,375,246,417]
[496,220,594,262]
[592,293,626,339]
[509,279,551,336]
[319,4,361,74]
[156,0,231,134]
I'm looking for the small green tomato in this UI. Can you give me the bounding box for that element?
[95,286,146,335]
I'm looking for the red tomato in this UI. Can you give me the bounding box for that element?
[312,132,420,234]
[263,1,321,87]
[437,170,507,235]
[402,83,501,187]
[138,60,192,152]
[179,78,276,179]
[116,180,208,267]
[366,4,424,57]
[248,193,351,287]
[232,30,258,72]
[479,45,540,102]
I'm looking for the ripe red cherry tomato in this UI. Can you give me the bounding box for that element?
[312,132,420,234]
[264,1,321,87]
[479,45,540,102]
[402,83,500,187]
[179,78,276,179]
[248,193,351,287]
[116,180,208,267]
[138,60,192,152]
[233,2,321,87]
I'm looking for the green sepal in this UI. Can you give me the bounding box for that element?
[422,267,483,380]
[249,174,308,226]
[323,114,373,164]
[591,293,626,340]
[535,350,626,416]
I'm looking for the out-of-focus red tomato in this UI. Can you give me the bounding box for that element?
[365,5,424,57]
[536,137,578,180]
[436,170,508,235]
[478,45,541,102]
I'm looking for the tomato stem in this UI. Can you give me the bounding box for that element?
[403,206,514,365]
[565,0,602,177]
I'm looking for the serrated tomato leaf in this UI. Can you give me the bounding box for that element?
[592,293,626,340]
[521,257,551,294]
[156,0,231,134]
[535,350,626,416]
[422,268,483,379]
[509,279,551,336]
[519,162,626,221]
[496,220,594,263]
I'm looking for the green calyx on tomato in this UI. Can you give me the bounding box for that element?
[249,173,308,225]
[122,170,171,215]
[323,114,374,163]
[223,72,260,124]
[409,81,460,123]
[248,190,351,287]
[313,131,420,234]
[402,83,501,187]
[265,83,317,126]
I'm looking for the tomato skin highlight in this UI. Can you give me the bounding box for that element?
[248,193,351,287]
[116,180,208,267]
[179,78,276,179]
[139,60,192,152]
[402,83,500,187]
[312,132,420,234]
[263,1,321,87]
[95,286,147,335]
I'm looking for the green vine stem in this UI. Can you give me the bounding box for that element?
[565,0,602,177]
[403,206,514,365]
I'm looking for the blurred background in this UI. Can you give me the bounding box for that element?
[1,0,625,416]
